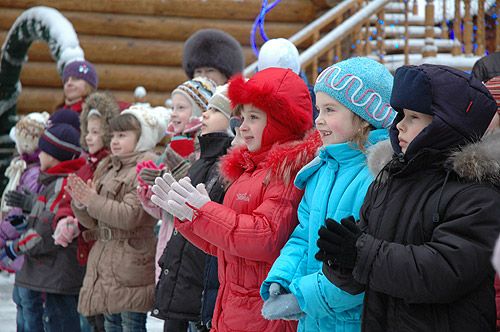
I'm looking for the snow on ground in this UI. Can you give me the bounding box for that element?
[0,272,164,331]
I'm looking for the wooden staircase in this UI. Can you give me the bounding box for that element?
[0,0,325,115]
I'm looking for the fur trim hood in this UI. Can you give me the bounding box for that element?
[220,130,321,185]
[368,129,500,186]
[80,92,121,149]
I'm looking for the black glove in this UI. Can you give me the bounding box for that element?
[6,214,28,233]
[315,216,362,270]
[4,189,36,213]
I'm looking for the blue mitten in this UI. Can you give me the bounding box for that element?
[261,283,304,321]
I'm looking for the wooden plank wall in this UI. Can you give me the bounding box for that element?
[0,0,321,114]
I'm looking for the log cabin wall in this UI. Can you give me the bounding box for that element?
[0,0,323,114]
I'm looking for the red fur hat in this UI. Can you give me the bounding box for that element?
[228,68,313,148]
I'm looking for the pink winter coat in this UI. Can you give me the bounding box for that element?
[176,132,320,332]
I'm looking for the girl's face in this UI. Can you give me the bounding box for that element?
[64,76,90,104]
[85,117,105,155]
[239,104,267,152]
[315,92,357,146]
[396,109,433,153]
[110,130,138,156]
[194,67,227,86]
[201,108,229,135]
[39,151,58,171]
[170,93,193,134]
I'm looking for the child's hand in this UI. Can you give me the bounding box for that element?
[137,160,165,187]
[137,185,162,219]
[53,217,80,247]
[66,175,96,207]
[1,229,42,265]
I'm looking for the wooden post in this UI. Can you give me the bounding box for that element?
[312,30,320,82]
[376,9,386,63]
[364,20,372,56]
[404,0,410,65]
[335,18,342,62]
[463,0,473,55]
[412,0,418,15]
[327,49,334,65]
[441,0,448,39]
[423,0,437,57]
[476,0,485,55]
[452,0,461,55]
[496,0,500,51]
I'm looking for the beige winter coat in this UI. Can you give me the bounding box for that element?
[73,151,157,316]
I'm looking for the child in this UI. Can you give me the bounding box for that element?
[150,84,233,331]
[152,68,320,332]
[58,60,99,114]
[260,58,395,331]
[183,29,245,85]
[318,64,500,331]
[4,122,85,332]
[137,77,216,284]
[68,105,167,332]
[53,92,120,332]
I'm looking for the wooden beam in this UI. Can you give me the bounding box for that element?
[0,8,304,46]
[0,0,316,23]
[16,87,169,115]
[476,0,485,55]
[20,62,187,92]
[0,32,256,66]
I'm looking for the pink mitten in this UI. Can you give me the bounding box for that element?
[137,185,162,219]
[53,217,80,247]
[136,160,165,188]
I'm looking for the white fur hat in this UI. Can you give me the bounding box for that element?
[11,112,50,155]
[258,38,300,74]
[121,105,170,152]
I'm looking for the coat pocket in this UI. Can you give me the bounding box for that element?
[222,282,268,331]
[112,238,155,287]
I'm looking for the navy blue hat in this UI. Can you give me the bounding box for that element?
[39,123,81,161]
[48,109,80,133]
[390,64,497,158]
[62,60,98,89]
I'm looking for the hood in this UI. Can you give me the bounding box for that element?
[228,68,313,148]
[390,64,497,160]
[80,92,121,150]
[368,131,500,186]
[220,130,321,185]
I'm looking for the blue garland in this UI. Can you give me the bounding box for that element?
[251,0,282,57]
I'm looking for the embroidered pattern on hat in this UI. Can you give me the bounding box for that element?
[316,65,396,128]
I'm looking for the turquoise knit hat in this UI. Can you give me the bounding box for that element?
[314,57,396,129]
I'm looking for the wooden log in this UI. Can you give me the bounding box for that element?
[475,0,485,55]
[20,62,187,92]
[452,0,461,55]
[0,32,257,66]
[16,87,170,115]
[0,0,316,23]
[0,8,304,46]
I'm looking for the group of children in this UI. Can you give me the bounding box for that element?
[0,25,499,332]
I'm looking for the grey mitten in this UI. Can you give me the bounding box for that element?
[4,189,36,213]
[139,167,165,186]
[262,283,304,321]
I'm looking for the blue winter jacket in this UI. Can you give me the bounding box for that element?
[261,129,387,332]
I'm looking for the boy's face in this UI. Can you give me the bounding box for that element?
[201,107,229,135]
[85,117,105,154]
[194,67,227,86]
[171,93,193,134]
[315,92,357,146]
[396,109,433,153]
[39,151,59,171]
[110,130,138,156]
[239,104,267,152]
[64,76,90,104]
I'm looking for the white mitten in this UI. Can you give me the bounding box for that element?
[167,178,211,221]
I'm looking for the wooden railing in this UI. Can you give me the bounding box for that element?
[245,0,390,81]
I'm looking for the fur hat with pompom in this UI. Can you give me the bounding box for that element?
[80,92,121,150]
[121,105,170,152]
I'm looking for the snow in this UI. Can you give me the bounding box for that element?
[3,6,84,73]
[0,272,164,331]
[414,0,496,21]
[381,53,480,72]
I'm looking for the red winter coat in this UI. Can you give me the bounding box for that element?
[176,132,320,332]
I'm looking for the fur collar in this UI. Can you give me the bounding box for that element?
[367,129,500,185]
[220,130,321,185]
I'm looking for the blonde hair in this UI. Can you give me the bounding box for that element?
[351,114,373,151]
